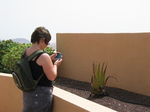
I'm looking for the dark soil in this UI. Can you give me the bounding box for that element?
[54,76,150,112]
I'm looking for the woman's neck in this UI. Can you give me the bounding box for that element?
[31,44,42,50]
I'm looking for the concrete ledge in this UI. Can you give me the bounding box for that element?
[53,87,116,112]
[0,72,12,77]
[0,73,23,112]
[0,73,116,112]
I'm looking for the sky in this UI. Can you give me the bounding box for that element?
[0,0,150,43]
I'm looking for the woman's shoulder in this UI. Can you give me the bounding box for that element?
[39,52,50,61]
[37,52,51,66]
[40,52,49,57]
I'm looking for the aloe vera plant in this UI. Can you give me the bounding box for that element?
[90,62,118,98]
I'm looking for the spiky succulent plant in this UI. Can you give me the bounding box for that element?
[90,62,118,98]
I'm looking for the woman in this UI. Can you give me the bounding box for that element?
[22,27,62,112]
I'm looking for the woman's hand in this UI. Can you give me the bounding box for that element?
[54,58,63,67]
[51,52,63,67]
[50,53,58,61]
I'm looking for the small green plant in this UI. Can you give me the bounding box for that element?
[90,62,118,98]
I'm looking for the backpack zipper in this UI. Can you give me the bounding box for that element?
[12,72,22,88]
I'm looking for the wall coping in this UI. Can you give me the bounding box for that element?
[0,73,12,77]
[53,86,116,112]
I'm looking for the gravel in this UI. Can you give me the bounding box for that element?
[54,76,150,112]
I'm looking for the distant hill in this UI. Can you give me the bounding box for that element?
[12,38,56,50]
[12,38,30,43]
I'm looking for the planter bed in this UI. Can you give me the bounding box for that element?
[54,76,150,112]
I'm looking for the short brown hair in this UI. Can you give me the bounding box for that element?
[31,27,51,44]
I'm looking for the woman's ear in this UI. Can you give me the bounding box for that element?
[40,38,45,43]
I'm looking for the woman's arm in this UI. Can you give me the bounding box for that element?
[37,53,62,81]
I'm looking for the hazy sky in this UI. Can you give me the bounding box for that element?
[0,0,150,43]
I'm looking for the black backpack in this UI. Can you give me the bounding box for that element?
[12,49,44,92]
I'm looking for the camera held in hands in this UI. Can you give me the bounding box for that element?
[55,53,62,60]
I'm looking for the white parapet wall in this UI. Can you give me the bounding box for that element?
[0,73,116,112]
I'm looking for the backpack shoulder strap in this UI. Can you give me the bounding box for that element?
[29,51,45,83]
[27,50,45,83]
[27,50,45,61]
[21,48,28,59]
[33,52,44,61]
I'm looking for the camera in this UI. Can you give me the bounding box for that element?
[55,53,62,60]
